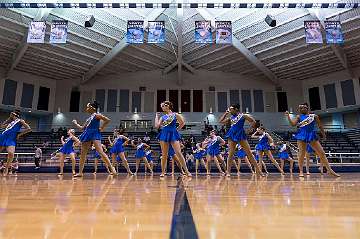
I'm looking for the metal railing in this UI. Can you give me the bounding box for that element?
[325,152,360,164]
[0,152,35,164]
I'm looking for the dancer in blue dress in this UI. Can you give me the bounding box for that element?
[131,139,152,175]
[277,141,294,175]
[108,128,132,175]
[219,104,262,177]
[145,149,156,173]
[56,129,80,176]
[0,110,31,176]
[202,130,226,175]
[235,144,254,174]
[192,143,207,174]
[252,127,284,174]
[72,101,116,176]
[155,101,191,177]
[285,103,339,177]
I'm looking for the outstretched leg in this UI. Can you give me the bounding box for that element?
[75,141,91,177]
[297,141,306,177]
[266,150,284,175]
[93,140,116,175]
[171,141,191,176]
[226,140,237,176]
[159,141,169,177]
[305,152,311,175]
[4,146,15,176]
[310,141,339,177]
[239,140,263,176]
[58,153,65,175]
[70,153,76,175]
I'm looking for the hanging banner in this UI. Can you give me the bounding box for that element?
[215,21,232,44]
[27,21,46,43]
[304,21,323,44]
[49,20,68,44]
[195,21,212,44]
[127,20,144,44]
[148,21,165,44]
[325,21,344,44]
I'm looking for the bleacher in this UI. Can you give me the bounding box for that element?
[275,131,360,153]
[346,128,360,148]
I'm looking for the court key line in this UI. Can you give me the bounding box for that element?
[169,177,199,239]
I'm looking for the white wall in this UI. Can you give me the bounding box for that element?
[302,66,360,110]
[51,111,293,132]
[54,78,78,113]
[0,69,57,113]
[74,69,304,113]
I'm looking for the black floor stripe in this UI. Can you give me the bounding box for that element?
[169,177,199,239]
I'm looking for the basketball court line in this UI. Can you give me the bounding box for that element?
[169,177,199,239]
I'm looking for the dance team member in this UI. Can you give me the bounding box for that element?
[251,127,284,175]
[219,104,263,177]
[285,103,339,177]
[0,109,31,176]
[155,101,191,177]
[72,101,116,177]
[108,129,132,175]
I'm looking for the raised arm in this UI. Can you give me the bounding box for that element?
[285,111,299,127]
[218,136,226,146]
[60,136,65,145]
[107,136,114,146]
[176,113,185,130]
[0,117,12,128]
[17,120,32,139]
[219,110,230,125]
[267,133,275,146]
[97,114,110,132]
[72,119,84,130]
[130,140,136,148]
[71,135,81,147]
[244,114,257,130]
[154,113,162,129]
[251,131,259,139]
[201,138,210,149]
[315,115,326,139]
[143,143,151,150]
[121,135,131,146]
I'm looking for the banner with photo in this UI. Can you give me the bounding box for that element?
[148,21,165,44]
[215,21,232,44]
[50,20,68,44]
[27,21,46,43]
[304,21,323,44]
[195,21,212,44]
[127,20,144,44]
[325,21,344,44]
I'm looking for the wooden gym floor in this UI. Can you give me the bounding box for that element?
[1,173,360,239]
